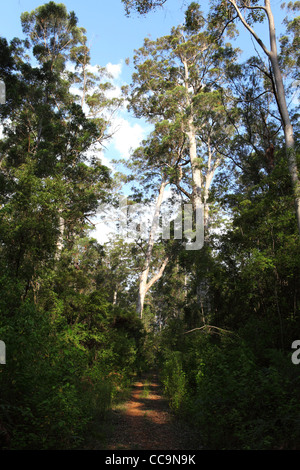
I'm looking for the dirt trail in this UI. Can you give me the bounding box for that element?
[105,372,201,450]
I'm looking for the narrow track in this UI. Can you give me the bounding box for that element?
[105,372,201,450]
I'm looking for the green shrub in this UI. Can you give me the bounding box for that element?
[0,296,143,449]
[187,336,300,449]
[161,351,187,412]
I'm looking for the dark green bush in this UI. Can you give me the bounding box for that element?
[161,350,187,412]
[0,293,144,449]
[159,331,300,450]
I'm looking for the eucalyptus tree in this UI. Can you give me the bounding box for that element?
[0,3,112,294]
[127,3,237,231]
[210,0,300,235]
[121,119,188,318]
[122,0,300,236]
[20,2,115,259]
[122,0,168,15]
[123,3,237,319]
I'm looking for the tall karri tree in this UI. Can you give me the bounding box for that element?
[122,0,300,236]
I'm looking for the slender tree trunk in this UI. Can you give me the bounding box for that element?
[265,1,300,234]
[55,212,65,260]
[187,119,203,213]
[203,135,221,229]
[137,271,148,318]
[228,0,300,235]
[183,56,203,215]
[137,178,169,319]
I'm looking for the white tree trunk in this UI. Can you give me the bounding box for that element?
[265,3,300,234]
[187,120,203,213]
[55,213,65,260]
[228,0,300,235]
[137,178,169,319]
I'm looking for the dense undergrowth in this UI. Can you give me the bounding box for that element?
[159,322,300,450]
[1,294,300,450]
[0,288,144,450]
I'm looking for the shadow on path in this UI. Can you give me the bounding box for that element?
[104,372,201,450]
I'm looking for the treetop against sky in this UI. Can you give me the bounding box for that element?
[1,0,296,243]
[1,1,289,170]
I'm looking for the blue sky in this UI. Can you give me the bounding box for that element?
[1,1,287,69]
[1,0,190,74]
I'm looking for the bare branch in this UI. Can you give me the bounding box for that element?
[184,324,235,335]
[175,183,192,200]
[228,0,270,56]
[146,256,169,292]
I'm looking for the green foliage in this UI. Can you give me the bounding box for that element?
[122,0,167,16]
[0,2,142,450]
[21,2,82,70]
[161,351,187,412]
[157,145,300,449]
[0,300,87,449]
[0,285,144,449]
[184,3,205,32]
[159,330,300,450]
[193,337,300,449]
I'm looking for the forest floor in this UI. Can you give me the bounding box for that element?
[85,371,202,450]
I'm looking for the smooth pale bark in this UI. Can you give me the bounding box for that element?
[137,178,169,319]
[203,135,221,228]
[265,3,300,234]
[185,94,218,231]
[183,57,204,218]
[187,120,203,213]
[55,214,65,260]
[228,0,300,235]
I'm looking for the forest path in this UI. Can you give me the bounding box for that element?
[103,372,201,450]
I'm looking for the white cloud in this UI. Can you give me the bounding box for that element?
[106,61,123,80]
[67,60,122,80]
[106,84,123,101]
[110,116,150,159]
[90,214,117,245]
[68,60,150,163]
[86,64,101,75]
[99,152,115,171]
[68,59,153,172]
